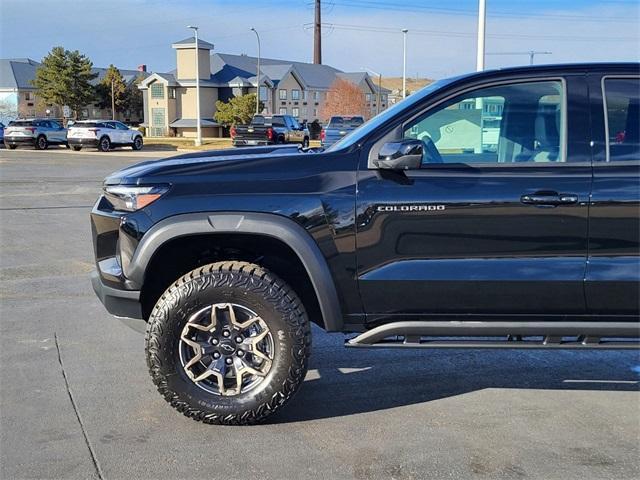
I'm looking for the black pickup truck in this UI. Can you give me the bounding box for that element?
[91,63,639,425]
[231,114,310,147]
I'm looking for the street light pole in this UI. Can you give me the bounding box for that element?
[402,29,408,99]
[476,0,486,71]
[250,27,261,115]
[188,25,202,146]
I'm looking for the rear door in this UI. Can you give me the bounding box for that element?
[355,75,593,319]
[586,73,640,314]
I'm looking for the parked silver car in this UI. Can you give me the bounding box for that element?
[3,119,67,150]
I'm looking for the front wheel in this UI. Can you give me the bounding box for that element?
[72,146,82,152]
[35,135,48,150]
[7,144,17,150]
[302,137,309,148]
[145,261,311,425]
[98,136,110,152]
[132,136,143,151]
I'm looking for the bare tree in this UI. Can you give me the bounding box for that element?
[319,78,367,121]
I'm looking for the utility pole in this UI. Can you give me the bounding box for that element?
[314,0,322,64]
[476,0,486,71]
[188,25,202,146]
[402,29,408,99]
[251,27,261,115]
[111,79,115,120]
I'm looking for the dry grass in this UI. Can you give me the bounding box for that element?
[144,137,321,151]
[380,77,433,94]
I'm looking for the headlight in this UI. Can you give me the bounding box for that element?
[104,184,169,212]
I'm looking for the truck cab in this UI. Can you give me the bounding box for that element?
[90,63,640,425]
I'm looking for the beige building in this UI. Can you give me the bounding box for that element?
[138,36,390,138]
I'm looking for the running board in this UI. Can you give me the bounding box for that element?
[346,321,640,349]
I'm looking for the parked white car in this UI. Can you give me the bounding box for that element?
[67,120,143,152]
[3,119,68,150]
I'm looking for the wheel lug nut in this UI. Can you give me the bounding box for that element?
[211,338,219,345]
[237,350,244,357]
[213,352,220,359]
[222,330,230,337]
[225,358,233,365]
[236,336,243,343]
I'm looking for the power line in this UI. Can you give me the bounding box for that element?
[327,0,639,22]
[303,22,638,42]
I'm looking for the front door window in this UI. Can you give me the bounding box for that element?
[404,80,565,165]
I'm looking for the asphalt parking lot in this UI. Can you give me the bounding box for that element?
[1,147,639,480]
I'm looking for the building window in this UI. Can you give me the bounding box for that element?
[292,107,299,118]
[168,88,176,99]
[302,107,308,117]
[302,90,307,101]
[151,83,164,99]
[313,91,320,101]
[151,107,165,127]
[291,89,300,101]
[365,93,372,102]
[25,92,32,101]
[259,86,268,101]
[279,107,287,115]
[313,108,317,118]
[279,89,287,100]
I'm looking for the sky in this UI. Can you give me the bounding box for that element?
[1,0,639,79]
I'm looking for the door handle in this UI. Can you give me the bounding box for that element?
[520,192,579,207]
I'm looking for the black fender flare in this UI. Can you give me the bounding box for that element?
[125,212,343,332]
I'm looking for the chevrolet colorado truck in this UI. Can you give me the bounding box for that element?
[231,114,310,147]
[91,64,640,425]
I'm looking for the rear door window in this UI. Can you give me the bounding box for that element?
[603,77,640,162]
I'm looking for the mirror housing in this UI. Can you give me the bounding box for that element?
[373,139,423,170]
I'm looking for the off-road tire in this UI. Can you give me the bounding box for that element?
[132,136,143,151]
[145,261,311,425]
[98,136,110,152]
[35,135,48,150]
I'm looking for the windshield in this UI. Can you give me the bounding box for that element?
[9,120,36,126]
[327,78,454,151]
[328,116,364,128]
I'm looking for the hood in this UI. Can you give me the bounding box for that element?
[104,144,308,185]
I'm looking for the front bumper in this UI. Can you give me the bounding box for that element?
[68,137,99,147]
[4,137,36,146]
[91,270,146,333]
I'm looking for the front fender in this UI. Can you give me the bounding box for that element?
[125,211,344,331]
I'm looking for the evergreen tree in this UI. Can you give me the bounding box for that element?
[33,47,97,119]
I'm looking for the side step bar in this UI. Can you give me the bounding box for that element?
[346,321,640,349]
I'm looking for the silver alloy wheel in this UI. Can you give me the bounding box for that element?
[100,137,109,151]
[134,137,142,149]
[179,303,274,396]
[38,136,47,149]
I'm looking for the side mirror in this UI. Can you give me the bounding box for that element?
[373,139,423,170]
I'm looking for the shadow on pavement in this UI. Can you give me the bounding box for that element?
[273,338,640,423]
